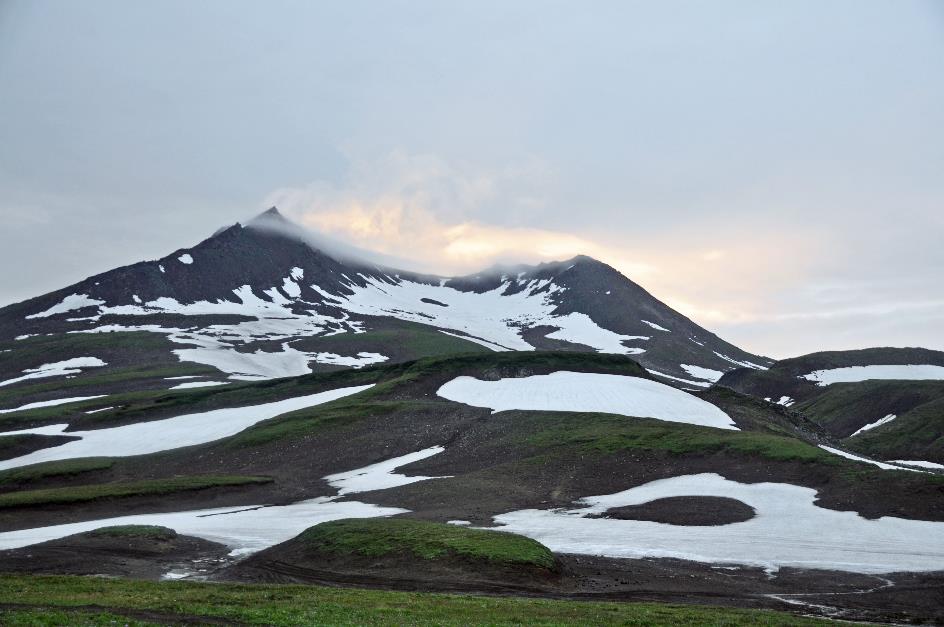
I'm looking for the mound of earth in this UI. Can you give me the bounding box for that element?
[587,496,756,525]
[0,525,228,579]
[222,518,561,592]
[0,434,80,461]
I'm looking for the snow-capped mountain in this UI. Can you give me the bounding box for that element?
[0,208,771,386]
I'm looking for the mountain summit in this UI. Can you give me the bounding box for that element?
[0,209,771,386]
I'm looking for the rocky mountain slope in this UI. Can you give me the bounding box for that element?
[0,208,770,409]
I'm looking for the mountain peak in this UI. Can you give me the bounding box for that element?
[249,206,290,226]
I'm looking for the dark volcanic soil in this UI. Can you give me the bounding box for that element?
[0,527,230,580]
[217,550,944,625]
[0,434,79,461]
[586,496,756,525]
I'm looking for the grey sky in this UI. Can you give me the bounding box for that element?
[1,0,942,358]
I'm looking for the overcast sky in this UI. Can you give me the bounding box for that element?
[1,0,942,359]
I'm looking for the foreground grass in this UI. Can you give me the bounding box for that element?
[0,575,832,626]
[300,518,557,569]
[0,475,272,508]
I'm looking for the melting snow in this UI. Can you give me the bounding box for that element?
[802,365,944,386]
[646,369,710,389]
[0,357,107,388]
[0,446,445,555]
[311,352,388,368]
[851,414,896,437]
[641,320,670,332]
[819,445,922,472]
[25,294,106,319]
[889,460,944,470]
[0,385,373,471]
[713,352,767,370]
[178,253,194,265]
[775,396,795,407]
[169,381,230,390]
[486,473,944,574]
[680,364,723,382]
[314,276,647,356]
[0,395,106,414]
[84,406,114,414]
[324,446,447,495]
[437,371,737,430]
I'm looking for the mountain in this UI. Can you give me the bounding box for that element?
[0,208,771,405]
[3,210,944,624]
[718,347,944,465]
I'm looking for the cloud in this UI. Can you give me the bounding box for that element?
[262,151,944,358]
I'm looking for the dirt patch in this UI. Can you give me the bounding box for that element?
[0,526,230,580]
[0,434,79,462]
[586,496,755,525]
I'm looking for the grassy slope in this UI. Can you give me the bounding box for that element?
[0,575,833,626]
[299,518,556,569]
[0,475,272,508]
[846,396,944,464]
[0,458,115,489]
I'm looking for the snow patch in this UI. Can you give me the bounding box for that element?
[888,460,944,470]
[26,294,106,319]
[851,414,896,437]
[0,385,373,471]
[178,253,194,264]
[324,446,448,495]
[311,352,388,368]
[646,369,710,389]
[0,357,107,388]
[0,446,444,555]
[314,276,647,356]
[486,473,944,574]
[641,320,670,332]
[680,364,723,382]
[713,352,767,370]
[169,381,230,390]
[438,371,737,430]
[802,365,944,386]
[775,396,794,407]
[819,445,922,472]
[0,396,106,414]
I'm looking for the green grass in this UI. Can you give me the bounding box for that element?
[0,457,115,488]
[299,518,557,569]
[88,525,177,540]
[523,413,840,463]
[0,364,218,417]
[0,475,272,508]
[0,575,834,626]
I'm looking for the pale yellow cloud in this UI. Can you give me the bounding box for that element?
[264,152,828,339]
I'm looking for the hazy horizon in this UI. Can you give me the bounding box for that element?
[1,0,942,359]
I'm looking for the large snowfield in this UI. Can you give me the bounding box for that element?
[0,385,374,471]
[487,473,944,574]
[437,371,738,430]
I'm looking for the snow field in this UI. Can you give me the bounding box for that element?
[437,371,737,430]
